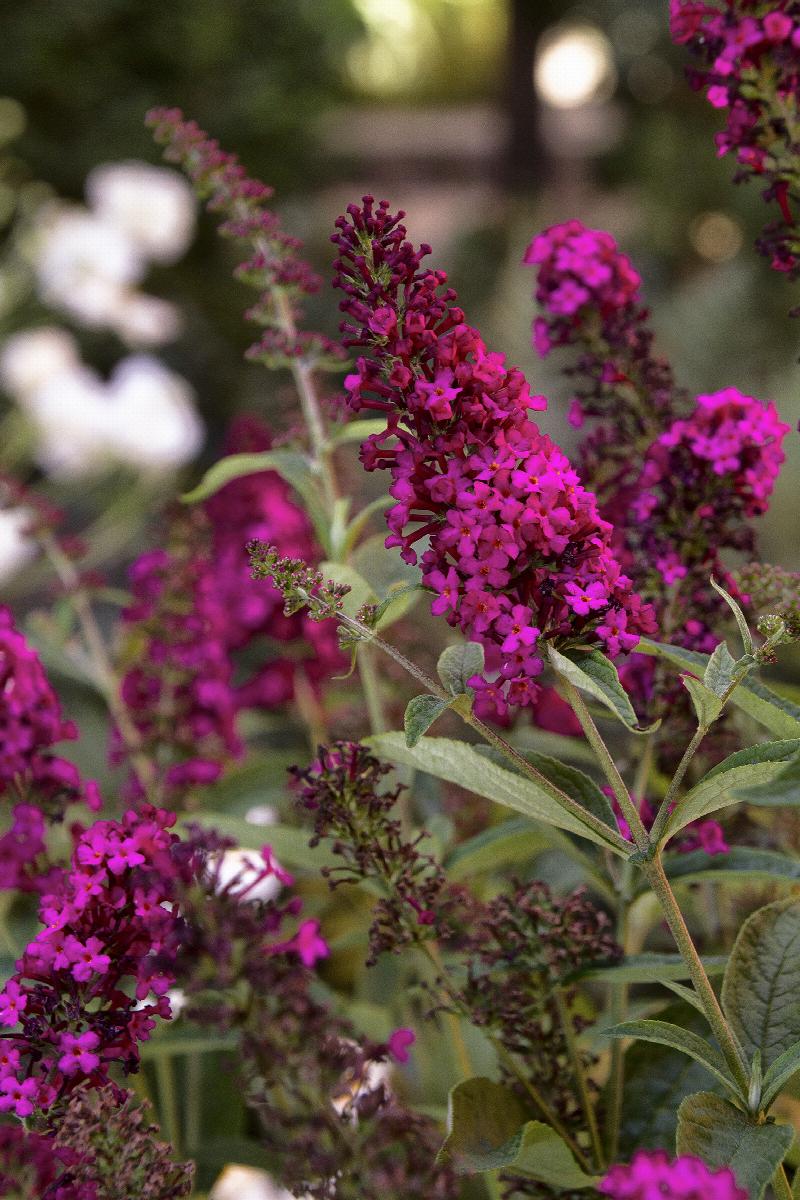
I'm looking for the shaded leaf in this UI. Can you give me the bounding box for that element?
[366,733,628,854]
[405,695,451,748]
[651,847,800,892]
[722,898,800,1071]
[735,751,800,806]
[548,645,652,731]
[762,1040,800,1110]
[568,953,727,985]
[319,560,376,618]
[663,739,800,839]
[437,642,485,698]
[602,1020,737,1094]
[473,745,617,830]
[330,418,388,445]
[437,1077,528,1172]
[677,1091,793,1199]
[711,577,754,655]
[704,641,738,698]
[682,674,724,726]
[511,1122,598,1188]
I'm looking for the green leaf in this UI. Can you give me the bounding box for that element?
[548,645,655,732]
[663,739,800,839]
[437,642,485,698]
[704,641,738,697]
[339,494,393,559]
[329,418,388,445]
[510,1122,598,1188]
[437,1077,528,1172]
[438,1080,597,1187]
[473,745,617,831]
[682,674,724,726]
[735,751,800,806]
[638,639,800,738]
[370,582,425,631]
[182,449,331,552]
[601,1020,737,1094]
[366,733,628,854]
[404,695,451,747]
[654,847,800,892]
[677,1091,793,1199]
[619,1002,720,1156]
[444,816,614,900]
[568,953,728,985]
[762,1040,800,1110]
[722,898,800,1072]
[711,576,754,655]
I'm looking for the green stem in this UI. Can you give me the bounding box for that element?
[773,1163,793,1200]
[358,644,388,735]
[184,1051,203,1155]
[154,1053,182,1156]
[649,724,707,846]
[423,941,474,1082]
[605,861,634,1161]
[559,678,649,852]
[641,854,749,1094]
[555,988,605,1171]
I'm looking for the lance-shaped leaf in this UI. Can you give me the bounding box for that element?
[722,898,800,1072]
[548,645,655,732]
[438,1078,598,1187]
[366,733,629,854]
[182,449,331,552]
[404,695,451,748]
[473,745,617,830]
[704,641,738,698]
[761,1040,800,1110]
[663,739,800,839]
[645,848,800,894]
[601,1020,738,1095]
[437,641,485,698]
[677,1091,793,1199]
[568,953,727,985]
[711,576,754,655]
[682,674,724,726]
[638,639,800,739]
[734,750,800,807]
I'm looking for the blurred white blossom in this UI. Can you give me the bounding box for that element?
[15,354,202,478]
[213,848,286,903]
[0,507,36,582]
[210,1166,299,1200]
[107,292,183,347]
[87,161,196,264]
[0,325,80,396]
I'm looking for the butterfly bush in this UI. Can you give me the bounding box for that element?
[0,606,100,893]
[670,0,800,287]
[331,197,656,717]
[527,221,790,658]
[600,1150,747,1199]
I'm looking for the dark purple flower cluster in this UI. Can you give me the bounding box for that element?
[600,1149,747,1199]
[671,0,800,285]
[331,197,656,718]
[204,415,346,710]
[146,107,345,372]
[0,606,100,894]
[290,742,467,964]
[116,516,242,801]
[0,1122,92,1199]
[0,806,188,1118]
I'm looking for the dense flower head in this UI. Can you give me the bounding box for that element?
[0,806,190,1118]
[116,514,242,801]
[600,1150,747,1199]
[0,1122,93,1199]
[204,415,345,710]
[331,197,656,716]
[670,1,800,285]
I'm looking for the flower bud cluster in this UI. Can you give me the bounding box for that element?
[670,0,800,286]
[331,198,656,717]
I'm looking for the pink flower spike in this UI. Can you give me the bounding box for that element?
[387,1027,416,1064]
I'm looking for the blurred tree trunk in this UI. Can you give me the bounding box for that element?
[503,0,561,192]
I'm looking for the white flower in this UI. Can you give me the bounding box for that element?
[0,508,36,582]
[33,204,145,327]
[0,326,80,397]
[214,848,285,903]
[86,161,196,264]
[245,804,279,827]
[24,366,113,478]
[106,292,183,347]
[22,355,203,477]
[210,1166,299,1200]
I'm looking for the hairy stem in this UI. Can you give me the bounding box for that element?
[605,861,634,1161]
[641,854,749,1094]
[555,988,605,1171]
[773,1163,793,1200]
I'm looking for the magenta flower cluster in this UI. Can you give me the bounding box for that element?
[331,197,655,716]
[670,0,800,282]
[0,606,100,893]
[204,415,344,711]
[0,806,187,1118]
[117,534,243,799]
[600,1150,747,1199]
